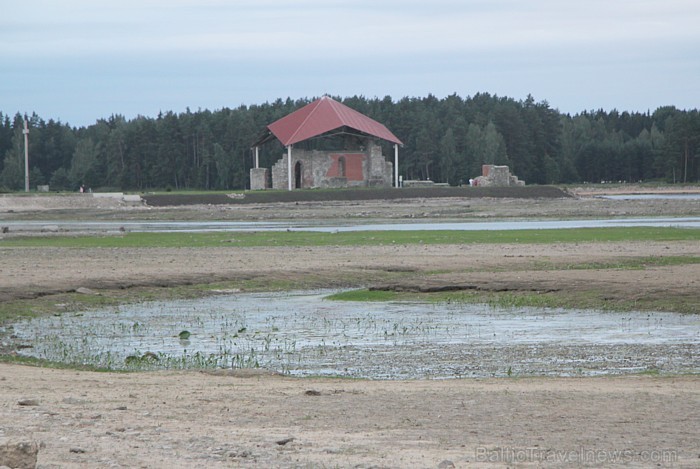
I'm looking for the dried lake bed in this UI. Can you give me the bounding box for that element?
[7,290,699,379]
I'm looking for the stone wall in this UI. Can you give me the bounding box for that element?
[474,165,525,187]
[269,142,393,190]
[367,144,394,187]
[249,168,270,190]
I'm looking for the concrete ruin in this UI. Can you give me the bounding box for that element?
[473,165,525,187]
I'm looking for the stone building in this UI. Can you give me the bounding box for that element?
[269,144,393,189]
[473,165,525,187]
[250,97,402,190]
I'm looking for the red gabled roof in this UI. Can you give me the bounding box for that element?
[265,96,402,146]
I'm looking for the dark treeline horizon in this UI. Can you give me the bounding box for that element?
[1,93,698,192]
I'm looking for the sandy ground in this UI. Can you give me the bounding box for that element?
[1,366,698,468]
[0,191,699,468]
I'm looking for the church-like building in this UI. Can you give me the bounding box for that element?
[250,97,403,190]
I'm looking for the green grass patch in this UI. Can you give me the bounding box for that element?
[550,255,700,271]
[0,284,232,325]
[325,289,401,302]
[325,288,699,314]
[2,226,697,248]
[0,293,121,324]
[328,289,564,308]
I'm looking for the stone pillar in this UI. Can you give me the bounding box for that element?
[250,168,270,190]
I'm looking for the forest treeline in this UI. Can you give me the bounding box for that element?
[1,93,698,192]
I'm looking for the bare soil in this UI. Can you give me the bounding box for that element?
[0,190,699,468]
[1,241,699,311]
[1,367,698,468]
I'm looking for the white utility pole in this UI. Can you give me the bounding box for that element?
[287,145,293,191]
[394,144,399,188]
[23,119,30,192]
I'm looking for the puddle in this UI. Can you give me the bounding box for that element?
[7,291,700,378]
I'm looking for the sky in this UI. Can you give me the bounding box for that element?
[2,0,699,127]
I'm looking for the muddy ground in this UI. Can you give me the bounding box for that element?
[0,189,699,467]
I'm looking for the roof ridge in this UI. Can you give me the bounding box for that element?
[326,97,348,123]
[264,96,402,146]
[286,98,324,147]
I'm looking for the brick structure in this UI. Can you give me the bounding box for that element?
[474,165,525,187]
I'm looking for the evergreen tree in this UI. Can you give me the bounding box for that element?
[0,119,26,190]
[1,94,699,190]
[438,128,457,184]
[69,138,99,189]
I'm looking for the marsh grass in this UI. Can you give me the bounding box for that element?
[18,313,317,373]
[325,290,401,302]
[11,289,699,376]
[327,289,530,305]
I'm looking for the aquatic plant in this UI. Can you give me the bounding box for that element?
[9,290,699,378]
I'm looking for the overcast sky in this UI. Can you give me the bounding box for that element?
[2,0,699,127]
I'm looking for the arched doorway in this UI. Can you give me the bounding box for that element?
[337,156,346,178]
[294,161,303,189]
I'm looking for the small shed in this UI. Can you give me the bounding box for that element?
[251,97,403,190]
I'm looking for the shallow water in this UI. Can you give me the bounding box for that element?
[600,194,700,200]
[3,216,700,233]
[8,291,700,378]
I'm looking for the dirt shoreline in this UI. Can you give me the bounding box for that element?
[1,193,699,468]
